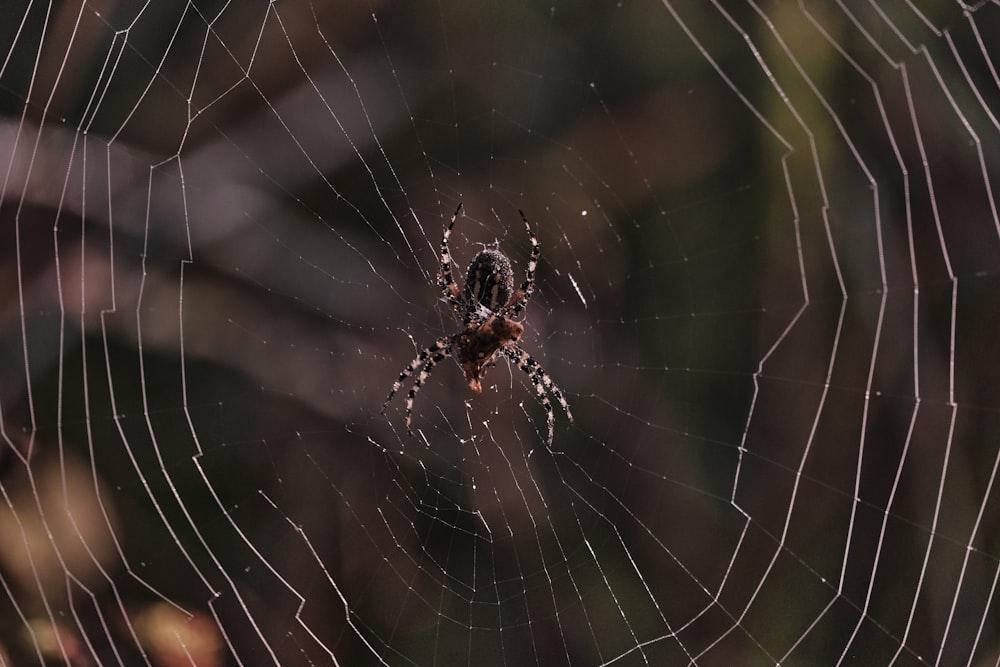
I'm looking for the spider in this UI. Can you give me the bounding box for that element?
[382,203,573,445]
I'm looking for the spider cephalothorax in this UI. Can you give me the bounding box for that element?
[453,315,523,393]
[382,203,573,444]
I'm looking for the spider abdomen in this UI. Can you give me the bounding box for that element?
[464,249,514,312]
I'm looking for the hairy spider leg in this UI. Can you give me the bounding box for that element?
[504,346,555,445]
[500,210,540,320]
[382,337,452,434]
[437,202,465,313]
[503,345,574,445]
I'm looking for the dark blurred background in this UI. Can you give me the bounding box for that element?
[2,1,1000,664]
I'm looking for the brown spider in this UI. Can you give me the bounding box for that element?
[382,203,573,445]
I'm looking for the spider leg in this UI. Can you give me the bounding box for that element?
[383,337,452,434]
[437,203,465,314]
[500,209,540,320]
[503,345,573,445]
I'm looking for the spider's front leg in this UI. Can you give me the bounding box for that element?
[437,202,465,314]
[503,345,573,446]
[383,336,452,434]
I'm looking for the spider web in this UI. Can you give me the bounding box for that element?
[1,0,1000,664]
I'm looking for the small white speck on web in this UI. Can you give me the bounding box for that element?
[569,273,587,307]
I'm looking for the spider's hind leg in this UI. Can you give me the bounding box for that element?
[383,337,452,434]
[437,203,465,314]
[501,210,541,320]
